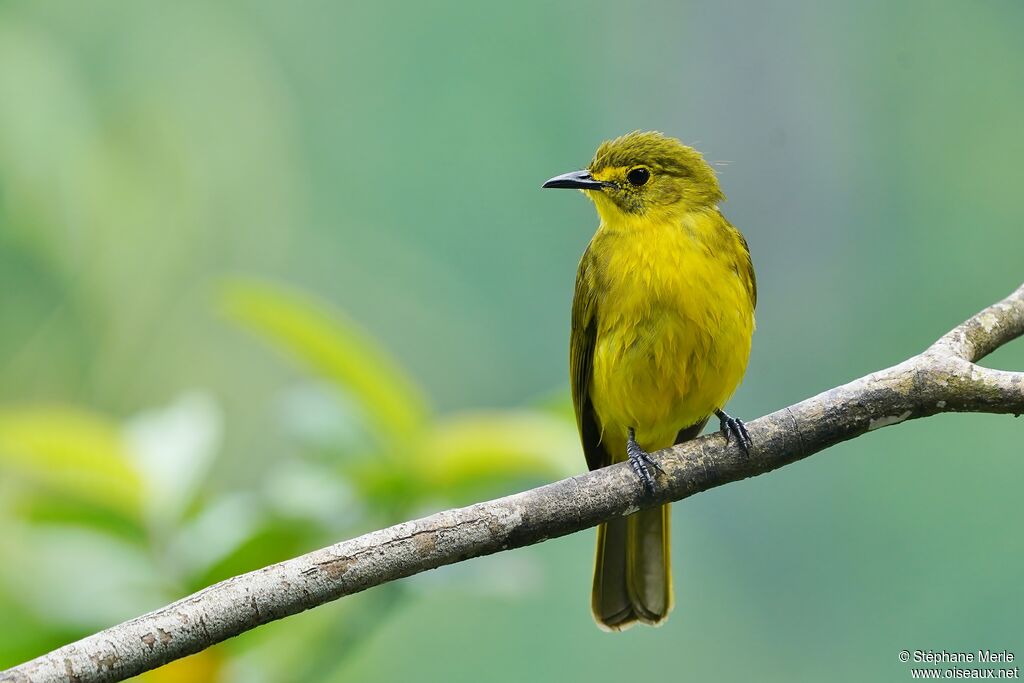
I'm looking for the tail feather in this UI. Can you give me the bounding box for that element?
[592,504,672,630]
[591,420,703,630]
[591,519,634,630]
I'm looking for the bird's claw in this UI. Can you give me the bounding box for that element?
[715,409,752,454]
[626,427,663,494]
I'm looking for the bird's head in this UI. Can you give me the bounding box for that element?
[543,131,723,224]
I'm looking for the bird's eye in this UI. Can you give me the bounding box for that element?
[626,167,650,187]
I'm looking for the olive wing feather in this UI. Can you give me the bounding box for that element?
[570,248,607,471]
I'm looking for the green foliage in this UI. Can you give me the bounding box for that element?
[0,408,141,519]
[0,277,575,680]
[221,279,429,442]
[221,278,576,510]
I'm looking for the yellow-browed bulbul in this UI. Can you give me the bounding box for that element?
[543,131,756,631]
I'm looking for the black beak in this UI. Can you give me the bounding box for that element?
[542,169,607,191]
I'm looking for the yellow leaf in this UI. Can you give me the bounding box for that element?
[220,279,427,441]
[0,407,141,517]
[417,410,580,487]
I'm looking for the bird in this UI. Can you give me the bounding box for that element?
[543,131,756,631]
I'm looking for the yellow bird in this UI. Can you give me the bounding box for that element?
[543,131,756,631]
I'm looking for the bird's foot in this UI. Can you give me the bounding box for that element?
[715,409,752,454]
[626,427,664,494]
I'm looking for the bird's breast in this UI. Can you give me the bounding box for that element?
[587,215,754,452]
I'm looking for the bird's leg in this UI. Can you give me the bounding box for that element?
[715,408,752,454]
[626,427,664,494]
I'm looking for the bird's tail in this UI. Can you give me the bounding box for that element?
[591,503,672,630]
[590,420,706,630]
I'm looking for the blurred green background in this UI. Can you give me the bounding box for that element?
[1,1,1022,681]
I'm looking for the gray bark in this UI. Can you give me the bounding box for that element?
[3,283,1022,683]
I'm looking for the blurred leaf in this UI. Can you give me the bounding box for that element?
[191,517,321,591]
[261,459,360,530]
[338,459,424,520]
[166,493,265,585]
[415,410,579,490]
[10,495,147,544]
[124,392,222,528]
[275,380,367,456]
[220,279,428,442]
[337,411,579,510]
[0,407,142,518]
[0,522,163,629]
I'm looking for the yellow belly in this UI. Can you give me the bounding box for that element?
[588,212,754,457]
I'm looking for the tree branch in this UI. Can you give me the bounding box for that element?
[4,283,1022,683]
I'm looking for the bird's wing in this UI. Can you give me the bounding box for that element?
[733,222,757,310]
[717,210,757,310]
[570,246,606,471]
[737,231,757,310]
